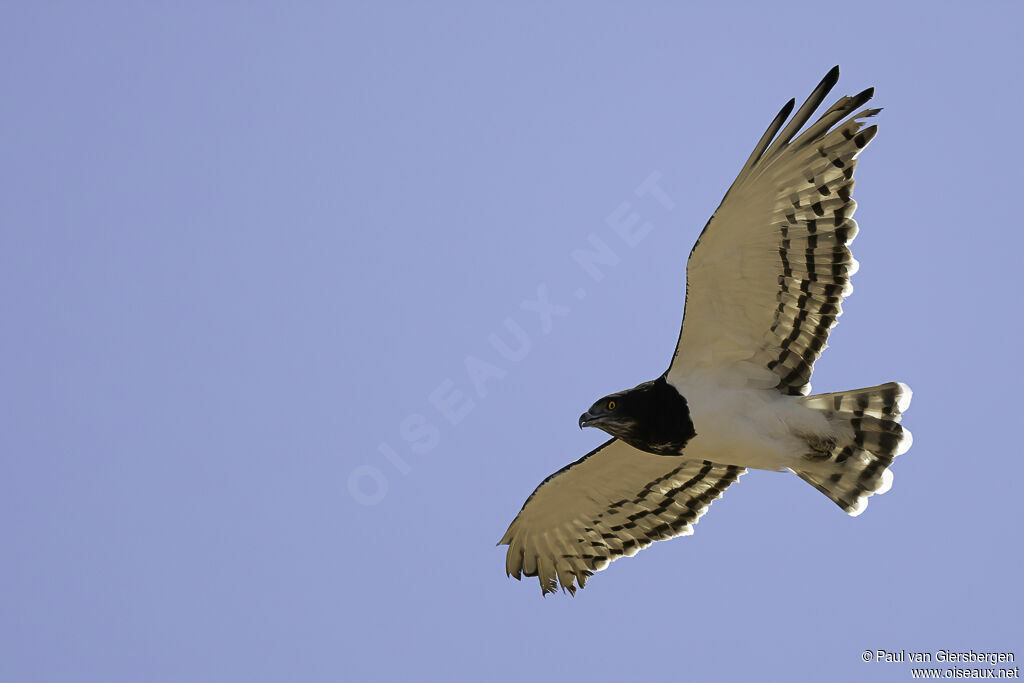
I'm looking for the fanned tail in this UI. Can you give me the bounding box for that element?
[793,382,913,515]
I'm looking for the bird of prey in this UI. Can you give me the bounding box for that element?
[498,66,913,595]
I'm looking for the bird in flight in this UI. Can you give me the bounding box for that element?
[498,66,913,595]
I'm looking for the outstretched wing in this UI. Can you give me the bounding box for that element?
[498,438,744,595]
[667,66,879,395]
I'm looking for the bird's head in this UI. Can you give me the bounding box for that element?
[578,377,696,455]
[578,391,642,442]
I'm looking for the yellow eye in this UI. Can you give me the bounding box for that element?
[607,400,616,410]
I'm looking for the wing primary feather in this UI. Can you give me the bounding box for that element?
[761,66,840,164]
[789,88,877,152]
[740,97,795,174]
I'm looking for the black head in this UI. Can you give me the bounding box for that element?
[578,376,695,455]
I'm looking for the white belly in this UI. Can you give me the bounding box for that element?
[670,369,834,471]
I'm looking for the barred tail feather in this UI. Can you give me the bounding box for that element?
[794,382,912,515]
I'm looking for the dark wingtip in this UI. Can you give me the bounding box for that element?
[826,65,840,83]
[849,87,875,110]
[780,97,796,118]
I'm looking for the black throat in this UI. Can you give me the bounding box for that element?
[619,375,696,455]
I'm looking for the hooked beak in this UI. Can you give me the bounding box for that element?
[579,411,597,429]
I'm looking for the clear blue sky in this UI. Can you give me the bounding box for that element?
[3,3,1021,682]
